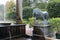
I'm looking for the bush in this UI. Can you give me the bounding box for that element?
[49,18,60,32]
[23,7,33,20]
[22,17,35,24]
[47,2,60,18]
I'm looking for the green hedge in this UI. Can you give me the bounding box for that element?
[49,18,60,32]
[23,7,33,20]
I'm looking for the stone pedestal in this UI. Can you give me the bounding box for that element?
[33,25,50,40]
[33,25,50,36]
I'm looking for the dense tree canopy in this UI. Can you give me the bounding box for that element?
[47,2,60,18]
[23,0,32,7]
[6,0,16,20]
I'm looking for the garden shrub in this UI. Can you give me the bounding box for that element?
[22,17,35,24]
[49,18,60,32]
[47,2,60,18]
[23,7,33,20]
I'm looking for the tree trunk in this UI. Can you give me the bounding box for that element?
[16,0,23,24]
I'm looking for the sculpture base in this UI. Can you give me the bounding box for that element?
[33,25,50,36]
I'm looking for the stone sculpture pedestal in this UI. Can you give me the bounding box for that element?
[33,25,50,40]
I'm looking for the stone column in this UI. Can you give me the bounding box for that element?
[16,0,23,24]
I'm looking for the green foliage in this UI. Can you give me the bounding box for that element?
[23,0,32,7]
[35,3,47,9]
[6,0,16,21]
[47,2,60,18]
[28,17,35,25]
[49,18,60,32]
[49,0,60,3]
[6,0,15,14]
[23,7,33,20]
[22,17,34,24]
[7,7,16,21]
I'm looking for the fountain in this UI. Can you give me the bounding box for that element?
[33,8,50,38]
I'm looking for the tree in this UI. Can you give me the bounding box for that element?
[47,2,60,18]
[23,0,32,7]
[35,3,47,10]
[6,0,16,20]
[23,0,33,21]
[32,0,48,11]
[6,0,15,13]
